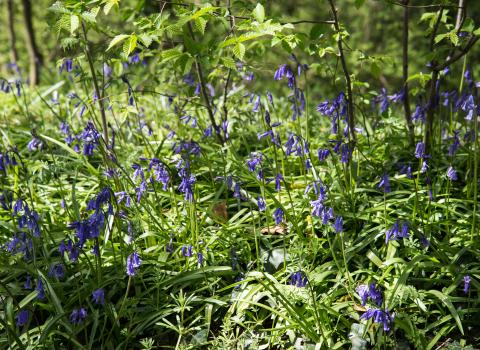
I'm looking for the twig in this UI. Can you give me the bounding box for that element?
[424,7,444,152]
[389,1,459,9]
[328,0,356,143]
[402,0,414,146]
[434,35,479,71]
[82,22,109,145]
[186,22,224,144]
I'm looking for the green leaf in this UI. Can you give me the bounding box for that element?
[195,17,207,35]
[103,0,119,14]
[354,0,366,8]
[70,15,79,34]
[190,6,217,20]
[161,47,183,62]
[232,42,245,60]
[434,33,448,44]
[81,11,97,23]
[138,33,153,47]
[449,31,459,46]
[221,57,236,70]
[253,3,265,23]
[426,290,464,335]
[123,35,138,56]
[107,34,129,51]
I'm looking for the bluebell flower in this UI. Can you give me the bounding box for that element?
[274,64,295,88]
[356,285,369,306]
[221,120,229,140]
[441,90,457,106]
[411,103,426,123]
[374,88,389,114]
[68,209,105,248]
[194,83,201,95]
[289,271,308,287]
[275,173,283,191]
[80,122,101,156]
[378,174,391,193]
[360,308,394,332]
[257,196,266,212]
[149,159,170,190]
[206,83,215,97]
[233,182,242,199]
[70,308,87,325]
[464,275,471,294]
[447,166,457,181]
[305,158,312,170]
[48,263,64,279]
[258,168,265,180]
[369,283,383,306]
[273,207,283,225]
[24,275,32,290]
[415,142,425,159]
[126,251,142,276]
[252,94,261,112]
[16,310,29,328]
[385,220,409,244]
[27,137,43,151]
[92,288,105,305]
[197,252,204,265]
[59,58,73,73]
[461,95,476,121]
[310,196,324,218]
[13,198,23,215]
[103,63,112,78]
[91,244,100,256]
[183,73,195,87]
[304,181,322,196]
[318,148,330,161]
[246,153,262,172]
[129,53,140,64]
[340,144,351,163]
[420,160,428,173]
[388,88,405,103]
[334,216,343,233]
[115,191,132,208]
[266,90,274,106]
[420,235,430,247]
[178,167,196,201]
[181,244,193,257]
[243,71,254,81]
[448,131,461,156]
[322,207,334,224]
[36,277,45,300]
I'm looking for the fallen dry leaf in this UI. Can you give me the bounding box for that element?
[260,224,287,235]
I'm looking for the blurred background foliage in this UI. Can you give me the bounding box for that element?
[1,0,479,96]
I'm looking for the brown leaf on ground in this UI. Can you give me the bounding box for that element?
[260,224,287,235]
[212,202,228,221]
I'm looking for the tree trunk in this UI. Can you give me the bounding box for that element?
[21,0,42,85]
[7,0,19,64]
[402,0,414,146]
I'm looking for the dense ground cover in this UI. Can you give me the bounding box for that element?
[1,1,480,349]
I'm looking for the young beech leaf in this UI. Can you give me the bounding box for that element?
[253,3,265,23]
[107,34,129,51]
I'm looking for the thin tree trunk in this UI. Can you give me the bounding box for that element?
[402,0,414,146]
[21,0,43,85]
[424,7,444,153]
[7,0,19,64]
[328,0,356,143]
